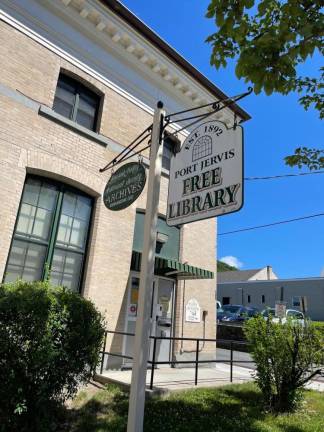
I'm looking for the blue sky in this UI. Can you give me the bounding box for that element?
[122,0,324,278]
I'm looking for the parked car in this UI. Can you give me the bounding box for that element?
[261,308,305,325]
[217,305,259,323]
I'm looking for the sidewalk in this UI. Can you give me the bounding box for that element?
[95,363,254,394]
[95,363,324,394]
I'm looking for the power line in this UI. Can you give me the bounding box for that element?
[218,212,324,236]
[244,170,324,181]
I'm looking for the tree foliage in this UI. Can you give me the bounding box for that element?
[217,260,238,272]
[0,280,105,431]
[206,0,324,169]
[284,147,324,170]
[244,315,324,413]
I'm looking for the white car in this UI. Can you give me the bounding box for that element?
[261,308,305,325]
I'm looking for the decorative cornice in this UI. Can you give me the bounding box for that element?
[57,0,242,125]
[0,0,248,128]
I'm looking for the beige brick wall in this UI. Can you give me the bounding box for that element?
[0,20,216,360]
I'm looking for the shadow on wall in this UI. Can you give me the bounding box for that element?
[105,281,129,370]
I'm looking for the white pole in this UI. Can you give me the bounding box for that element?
[127,101,165,432]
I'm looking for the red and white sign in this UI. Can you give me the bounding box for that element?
[129,304,137,317]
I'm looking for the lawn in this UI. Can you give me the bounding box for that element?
[62,382,324,432]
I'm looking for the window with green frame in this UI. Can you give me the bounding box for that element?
[4,176,93,292]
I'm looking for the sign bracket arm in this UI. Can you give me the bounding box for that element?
[99,124,153,173]
[163,87,252,136]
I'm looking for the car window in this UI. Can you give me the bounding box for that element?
[287,310,304,319]
[247,309,259,317]
[262,308,275,317]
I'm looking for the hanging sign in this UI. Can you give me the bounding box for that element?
[185,298,201,323]
[103,162,146,211]
[166,120,243,226]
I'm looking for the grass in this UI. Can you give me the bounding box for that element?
[61,382,324,432]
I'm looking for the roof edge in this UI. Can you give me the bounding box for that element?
[218,277,324,284]
[99,0,251,122]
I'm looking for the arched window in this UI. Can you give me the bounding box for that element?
[192,135,212,161]
[4,176,93,292]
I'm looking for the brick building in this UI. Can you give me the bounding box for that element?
[0,0,249,367]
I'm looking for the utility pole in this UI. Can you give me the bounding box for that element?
[127,102,165,432]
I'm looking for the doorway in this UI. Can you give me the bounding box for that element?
[123,273,175,367]
[154,278,174,364]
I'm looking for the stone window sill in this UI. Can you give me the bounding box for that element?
[38,105,170,178]
[38,105,108,147]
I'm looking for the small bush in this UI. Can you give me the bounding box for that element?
[244,315,324,413]
[313,321,324,342]
[0,280,105,431]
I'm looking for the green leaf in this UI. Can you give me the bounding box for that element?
[205,0,324,121]
[244,0,255,9]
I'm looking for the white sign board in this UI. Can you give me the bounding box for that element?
[275,302,286,319]
[167,120,243,226]
[185,298,201,323]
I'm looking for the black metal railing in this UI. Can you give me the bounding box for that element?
[99,330,254,389]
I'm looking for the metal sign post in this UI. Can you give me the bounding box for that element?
[97,89,252,432]
[127,101,165,432]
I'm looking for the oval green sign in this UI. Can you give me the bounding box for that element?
[103,162,146,211]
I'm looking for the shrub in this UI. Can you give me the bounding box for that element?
[244,315,324,413]
[0,280,105,431]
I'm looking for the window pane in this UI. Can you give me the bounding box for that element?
[76,111,95,130]
[17,180,58,241]
[70,218,88,249]
[22,178,41,206]
[16,203,36,236]
[51,249,82,292]
[78,92,97,115]
[50,249,65,286]
[76,91,98,130]
[7,240,26,267]
[16,203,55,242]
[162,140,173,171]
[4,266,22,283]
[53,78,76,119]
[56,214,73,245]
[76,195,92,221]
[5,240,46,283]
[38,183,58,211]
[32,207,53,240]
[53,98,74,119]
[56,192,91,251]
[22,243,47,281]
[56,216,87,250]
[62,192,77,217]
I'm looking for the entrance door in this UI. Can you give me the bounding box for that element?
[123,274,174,367]
[124,276,157,364]
[154,278,174,364]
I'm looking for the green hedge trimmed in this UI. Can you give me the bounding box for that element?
[0,280,105,431]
